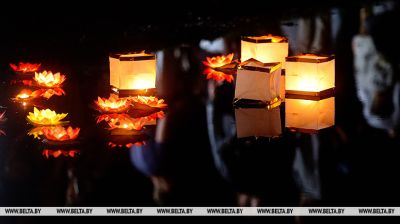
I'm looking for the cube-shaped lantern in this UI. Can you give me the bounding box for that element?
[235,107,282,138]
[235,59,281,102]
[285,96,335,133]
[241,35,289,66]
[285,54,335,95]
[109,52,156,96]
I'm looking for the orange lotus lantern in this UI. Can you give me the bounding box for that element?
[285,54,335,94]
[109,52,156,96]
[203,68,234,83]
[40,88,66,99]
[241,35,289,66]
[42,149,79,159]
[27,107,68,126]
[95,94,130,113]
[42,126,80,141]
[10,62,41,74]
[203,53,234,68]
[129,96,167,108]
[34,71,66,88]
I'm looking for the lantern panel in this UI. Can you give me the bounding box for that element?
[241,35,289,66]
[235,59,281,102]
[285,97,335,131]
[235,107,281,138]
[285,55,335,93]
[109,53,156,91]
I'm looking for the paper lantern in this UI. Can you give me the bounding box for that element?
[235,58,281,102]
[285,54,335,95]
[241,35,288,66]
[109,52,156,96]
[285,96,335,132]
[235,107,281,138]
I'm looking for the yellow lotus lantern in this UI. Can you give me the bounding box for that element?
[95,94,130,113]
[109,52,156,96]
[34,71,66,88]
[27,107,68,126]
[241,35,288,66]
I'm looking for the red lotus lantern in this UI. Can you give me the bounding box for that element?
[202,53,234,68]
[42,149,79,159]
[42,126,80,141]
[10,62,41,74]
[95,94,130,113]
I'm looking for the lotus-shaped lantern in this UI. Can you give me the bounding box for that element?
[129,96,167,108]
[34,71,66,87]
[27,107,68,126]
[42,126,80,141]
[203,53,234,68]
[42,149,79,159]
[95,94,130,113]
[203,68,234,83]
[10,62,41,73]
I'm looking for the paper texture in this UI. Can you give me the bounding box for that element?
[285,97,335,130]
[235,107,282,138]
[235,66,281,102]
[285,59,335,92]
[241,40,288,67]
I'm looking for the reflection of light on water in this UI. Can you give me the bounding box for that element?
[22,102,27,107]
[0,129,5,136]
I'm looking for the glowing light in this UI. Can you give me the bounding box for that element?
[10,62,41,73]
[203,68,234,83]
[202,53,234,68]
[129,96,167,108]
[34,71,66,88]
[95,94,130,113]
[27,107,68,126]
[42,126,80,141]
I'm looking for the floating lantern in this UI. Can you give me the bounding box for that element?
[203,68,234,83]
[95,94,130,113]
[129,96,167,109]
[235,107,281,138]
[241,35,288,66]
[285,96,335,132]
[10,62,41,74]
[235,58,282,103]
[42,149,79,159]
[285,54,335,95]
[27,127,46,139]
[34,71,66,88]
[203,53,234,68]
[27,107,68,126]
[109,52,156,96]
[40,88,66,99]
[42,126,80,141]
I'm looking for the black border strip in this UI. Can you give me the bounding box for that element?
[285,88,335,100]
[286,55,334,63]
[109,53,155,61]
[242,36,288,43]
